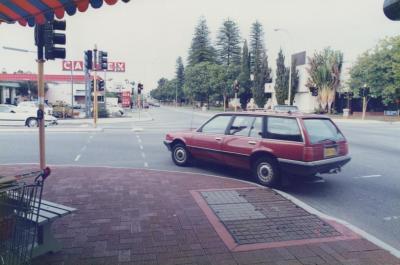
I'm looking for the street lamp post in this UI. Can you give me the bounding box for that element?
[274,28,293,105]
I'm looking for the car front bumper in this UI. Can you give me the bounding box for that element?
[278,155,351,177]
[163,140,173,151]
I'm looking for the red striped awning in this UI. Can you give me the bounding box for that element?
[0,0,129,27]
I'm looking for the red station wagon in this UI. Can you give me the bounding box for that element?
[164,112,351,187]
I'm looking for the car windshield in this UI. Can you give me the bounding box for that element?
[303,119,345,144]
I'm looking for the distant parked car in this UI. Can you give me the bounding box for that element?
[143,102,149,109]
[15,101,53,116]
[52,101,73,118]
[273,105,299,113]
[164,111,350,187]
[0,104,57,127]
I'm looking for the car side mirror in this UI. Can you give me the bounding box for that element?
[10,110,15,113]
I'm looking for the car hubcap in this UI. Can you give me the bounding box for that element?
[174,148,186,163]
[258,162,273,183]
[29,119,37,127]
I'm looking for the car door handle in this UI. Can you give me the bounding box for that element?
[248,141,257,145]
[215,137,222,141]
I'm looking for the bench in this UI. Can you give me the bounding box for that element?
[29,199,76,258]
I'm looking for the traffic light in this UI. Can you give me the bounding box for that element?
[84,50,93,70]
[98,51,108,70]
[138,83,143,94]
[44,20,66,60]
[309,86,318,96]
[90,79,94,91]
[98,80,105,91]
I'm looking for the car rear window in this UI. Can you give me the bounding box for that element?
[303,119,345,144]
[266,117,302,142]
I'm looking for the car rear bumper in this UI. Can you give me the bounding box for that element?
[278,155,351,177]
[164,140,173,151]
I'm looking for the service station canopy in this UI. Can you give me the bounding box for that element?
[0,0,129,27]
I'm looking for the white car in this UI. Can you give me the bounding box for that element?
[106,103,124,117]
[15,101,53,116]
[0,104,57,127]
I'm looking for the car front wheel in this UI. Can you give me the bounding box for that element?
[171,143,191,167]
[253,157,280,187]
[26,117,38,128]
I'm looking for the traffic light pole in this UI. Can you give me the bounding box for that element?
[93,46,98,127]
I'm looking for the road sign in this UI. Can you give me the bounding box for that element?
[291,51,306,66]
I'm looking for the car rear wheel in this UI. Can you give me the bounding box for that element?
[253,157,280,187]
[26,118,38,128]
[171,143,191,167]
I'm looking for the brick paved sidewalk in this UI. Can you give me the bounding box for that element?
[1,165,399,265]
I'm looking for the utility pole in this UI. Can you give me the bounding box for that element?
[93,45,98,127]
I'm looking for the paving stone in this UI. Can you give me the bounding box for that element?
[201,190,248,205]
[210,203,265,221]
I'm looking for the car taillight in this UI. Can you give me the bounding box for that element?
[303,147,314,162]
[339,142,349,155]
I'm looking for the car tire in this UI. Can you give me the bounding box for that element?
[171,143,191,167]
[26,117,38,128]
[253,157,280,187]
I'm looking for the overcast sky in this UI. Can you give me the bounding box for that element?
[0,0,399,92]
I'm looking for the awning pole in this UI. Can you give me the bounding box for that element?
[37,59,46,169]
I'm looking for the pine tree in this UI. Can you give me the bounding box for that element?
[238,40,252,109]
[175,57,185,102]
[250,21,265,73]
[252,52,272,108]
[275,49,289,105]
[216,19,241,66]
[290,59,300,105]
[188,18,216,66]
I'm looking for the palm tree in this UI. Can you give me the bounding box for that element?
[306,48,343,113]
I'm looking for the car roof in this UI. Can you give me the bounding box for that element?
[217,111,329,119]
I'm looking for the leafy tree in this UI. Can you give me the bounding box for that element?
[349,36,400,107]
[238,40,252,109]
[306,48,343,113]
[175,57,185,102]
[184,62,215,106]
[274,49,289,105]
[216,19,241,66]
[188,18,216,66]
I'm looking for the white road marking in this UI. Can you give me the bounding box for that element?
[138,139,142,143]
[131,127,143,132]
[81,146,87,152]
[354,174,382,179]
[144,162,148,167]
[89,135,94,139]
[74,154,81,162]
[384,216,400,221]
[139,145,143,150]
[141,152,146,158]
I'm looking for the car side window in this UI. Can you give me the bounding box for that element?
[200,115,232,134]
[266,117,302,142]
[228,116,255,136]
[249,117,263,139]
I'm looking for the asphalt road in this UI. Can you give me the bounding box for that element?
[1,106,400,251]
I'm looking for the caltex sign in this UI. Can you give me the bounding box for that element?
[62,60,126,72]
